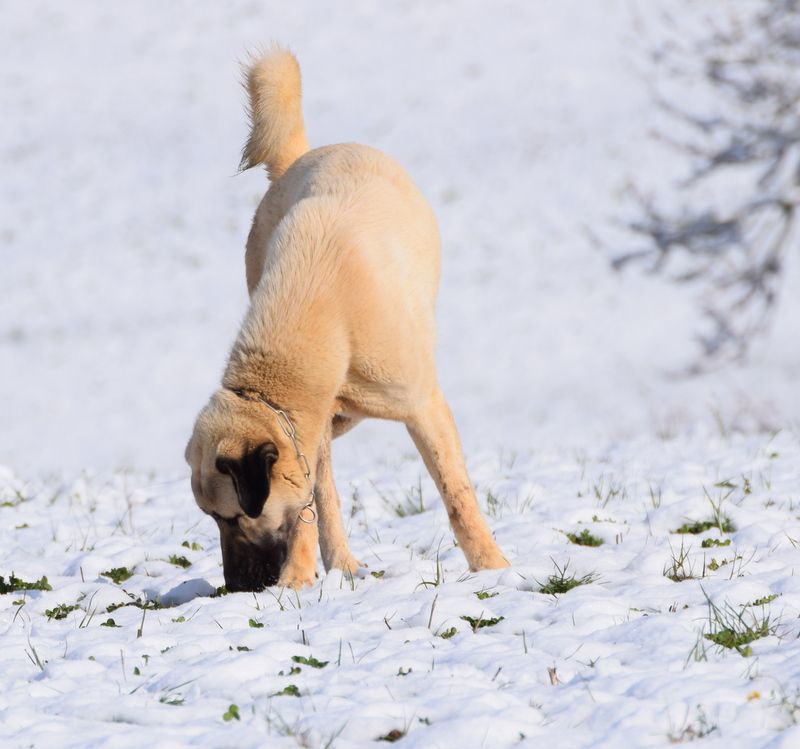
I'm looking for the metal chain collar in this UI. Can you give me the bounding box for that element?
[226,387,317,524]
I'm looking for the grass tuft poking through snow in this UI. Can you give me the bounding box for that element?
[100,567,133,584]
[664,539,697,582]
[566,528,604,547]
[167,554,192,568]
[0,574,52,594]
[460,614,505,632]
[701,538,731,548]
[673,517,736,535]
[222,704,240,722]
[44,603,80,621]
[537,560,598,595]
[701,589,777,657]
[291,655,328,669]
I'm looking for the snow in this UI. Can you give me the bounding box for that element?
[2,1,800,747]
[3,435,800,747]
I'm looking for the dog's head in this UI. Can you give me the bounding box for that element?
[185,389,310,591]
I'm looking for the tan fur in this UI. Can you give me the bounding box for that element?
[187,47,508,589]
[239,46,309,180]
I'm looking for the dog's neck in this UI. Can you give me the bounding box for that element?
[223,343,335,463]
[223,260,347,464]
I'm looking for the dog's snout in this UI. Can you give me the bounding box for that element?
[217,520,288,592]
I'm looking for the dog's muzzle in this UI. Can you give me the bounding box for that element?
[216,517,288,592]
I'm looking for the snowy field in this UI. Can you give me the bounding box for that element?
[2,1,800,747]
[3,436,800,748]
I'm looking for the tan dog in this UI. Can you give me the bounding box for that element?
[185,47,509,590]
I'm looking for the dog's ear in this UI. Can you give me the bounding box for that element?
[216,443,279,518]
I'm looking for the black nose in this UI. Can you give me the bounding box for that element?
[224,574,277,593]
[223,554,281,591]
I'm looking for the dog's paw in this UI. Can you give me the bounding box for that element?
[327,553,365,576]
[470,546,511,571]
[277,565,318,590]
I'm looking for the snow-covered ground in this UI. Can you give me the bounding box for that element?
[1,1,799,747]
[3,435,800,748]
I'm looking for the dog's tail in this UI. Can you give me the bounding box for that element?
[239,46,310,180]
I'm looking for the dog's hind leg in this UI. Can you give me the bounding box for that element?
[316,426,362,573]
[405,387,509,571]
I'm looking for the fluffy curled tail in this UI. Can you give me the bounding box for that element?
[239,46,310,180]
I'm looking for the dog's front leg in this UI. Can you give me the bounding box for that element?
[315,428,362,574]
[277,515,319,589]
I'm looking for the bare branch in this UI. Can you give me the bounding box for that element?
[612,0,799,367]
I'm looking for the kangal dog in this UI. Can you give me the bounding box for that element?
[185,47,509,590]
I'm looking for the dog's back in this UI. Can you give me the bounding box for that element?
[237,48,441,404]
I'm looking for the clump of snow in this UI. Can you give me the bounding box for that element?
[159,579,216,607]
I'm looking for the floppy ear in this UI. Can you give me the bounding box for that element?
[216,443,279,518]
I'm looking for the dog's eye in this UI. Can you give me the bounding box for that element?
[211,511,242,527]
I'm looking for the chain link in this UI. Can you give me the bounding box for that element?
[227,388,317,523]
